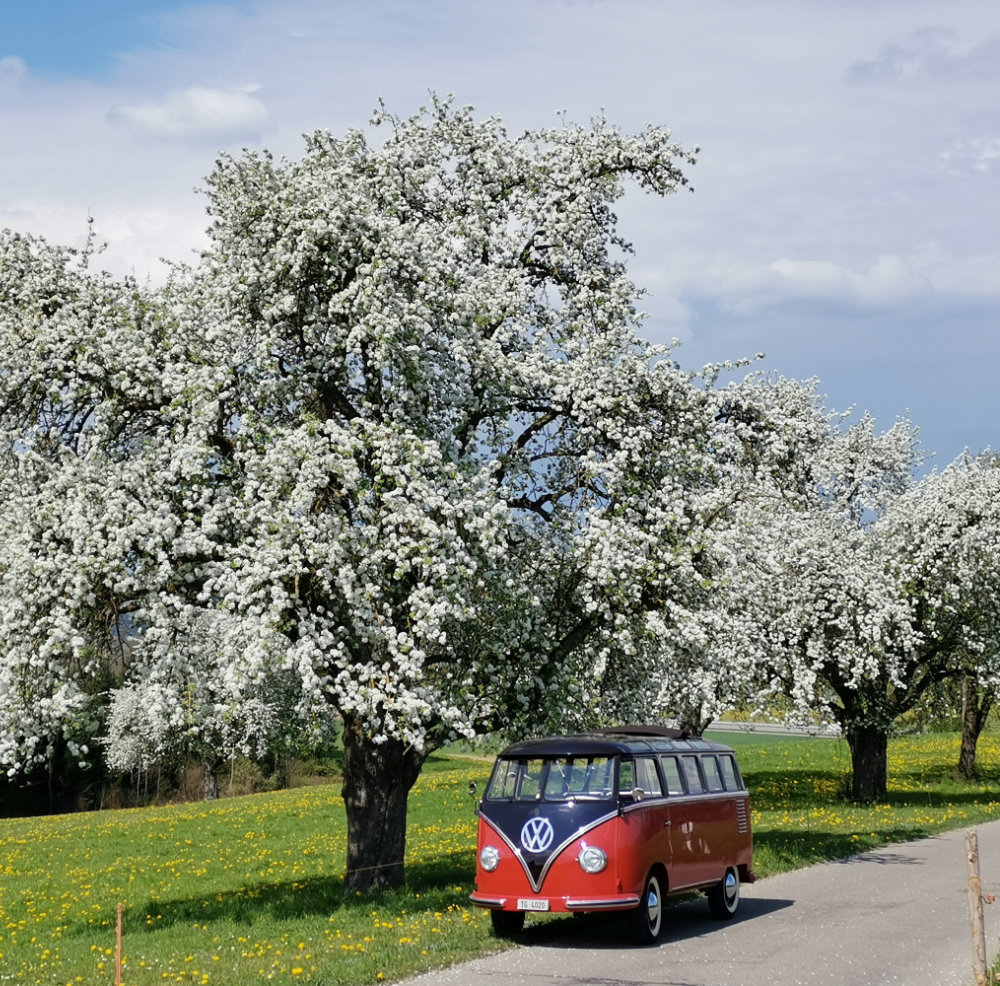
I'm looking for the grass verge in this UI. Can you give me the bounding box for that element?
[2,732,1000,985]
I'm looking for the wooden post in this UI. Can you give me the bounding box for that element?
[115,902,123,986]
[967,831,988,986]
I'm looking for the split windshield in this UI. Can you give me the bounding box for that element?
[485,756,616,802]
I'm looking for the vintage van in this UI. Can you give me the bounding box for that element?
[469,726,754,943]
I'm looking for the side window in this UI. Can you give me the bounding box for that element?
[701,755,725,793]
[659,755,686,795]
[680,755,704,793]
[619,759,635,794]
[634,757,662,797]
[718,754,743,791]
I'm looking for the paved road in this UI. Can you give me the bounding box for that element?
[403,821,1000,986]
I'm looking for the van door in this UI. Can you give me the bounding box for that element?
[658,754,700,890]
[618,756,670,894]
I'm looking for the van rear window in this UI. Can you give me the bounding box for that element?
[680,755,704,792]
[718,753,743,791]
[485,756,615,802]
[702,755,725,792]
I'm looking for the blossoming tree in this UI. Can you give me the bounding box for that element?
[877,455,1000,784]
[0,229,159,791]
[174,99,756,890]
[2,99,766,888]
[676,381,1000,801]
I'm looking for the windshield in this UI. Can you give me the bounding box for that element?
[485,756,616,802]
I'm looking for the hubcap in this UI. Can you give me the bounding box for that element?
[646,883,661,927]
[724,871,738,906]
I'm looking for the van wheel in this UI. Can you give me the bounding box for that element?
[490,909,525,938]
[630,871,664,944]
[707,867,740,920]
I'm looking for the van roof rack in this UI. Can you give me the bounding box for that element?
[497,727,731,758]
[593,725,692,740]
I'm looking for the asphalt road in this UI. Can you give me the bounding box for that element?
[402,820,1000,986]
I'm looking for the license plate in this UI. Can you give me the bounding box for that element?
[517,898,550,912]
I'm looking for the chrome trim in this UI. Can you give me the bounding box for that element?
[620,790,748,814]
[620,796,670,815]
[566,896,640,911]
[468,895,507,909]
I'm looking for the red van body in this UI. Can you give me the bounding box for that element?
[469,727,755,942]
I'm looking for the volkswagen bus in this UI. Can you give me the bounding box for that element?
[469,726,755,943]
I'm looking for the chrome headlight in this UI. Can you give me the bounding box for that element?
[480,845,501,872]
[578,844,608,874]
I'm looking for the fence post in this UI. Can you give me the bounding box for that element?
[967,830,988,986]
[115,902,123,986]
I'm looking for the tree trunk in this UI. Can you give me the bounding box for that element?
[341,714,427,893]
[202,761,220,801]
[957,676,994,781]
[845,723,888,802]
[675,700,712,738]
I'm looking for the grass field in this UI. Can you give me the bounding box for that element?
[3,731,1000,985]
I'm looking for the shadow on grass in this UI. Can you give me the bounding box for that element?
[742,769,848,808]
[70,852,475,937]
[884,788,1000,808]
[746,767,1000,811]
[885,772,1000,806]
[751,826,945,875]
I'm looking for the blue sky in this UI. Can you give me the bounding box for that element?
[1,0,998,467]
[2,1,191,76]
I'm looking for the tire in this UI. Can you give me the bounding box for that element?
[490,909,525,938]
[707,866,740,920]
[630,870,664,944]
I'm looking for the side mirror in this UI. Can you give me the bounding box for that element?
[469,781,478,807]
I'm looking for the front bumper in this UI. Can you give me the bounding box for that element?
[469,891,641,913]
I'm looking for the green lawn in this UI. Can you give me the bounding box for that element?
[2,732,1000,985]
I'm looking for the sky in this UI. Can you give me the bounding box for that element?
[1,0,998,468]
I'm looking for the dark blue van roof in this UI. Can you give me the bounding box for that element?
[497,726,736,759]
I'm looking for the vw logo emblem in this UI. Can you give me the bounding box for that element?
[520,816,555,853]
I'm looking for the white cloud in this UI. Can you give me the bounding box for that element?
[939,135,1000,176]
[109,85,269,140]
[910,248,1000,298]
[848,28,1000,84]
[714,255,933,317]
[772,255,930,308]
[89,207,210,280]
